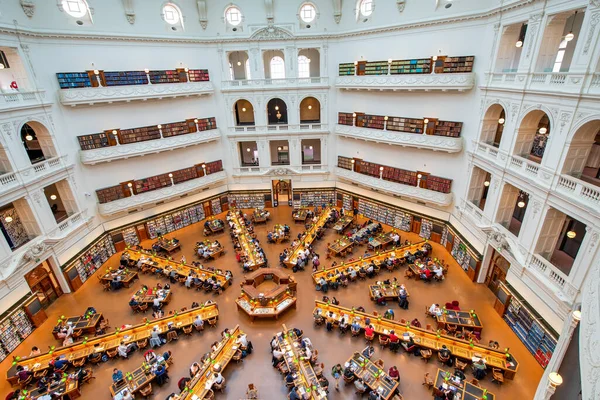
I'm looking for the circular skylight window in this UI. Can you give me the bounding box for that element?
[163,4,181,25]
[300,4,316,23]
[226,6,242,26]
[62,0,88,18]
[360,0,373,17]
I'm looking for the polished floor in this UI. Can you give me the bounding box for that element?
[0,206,543,399]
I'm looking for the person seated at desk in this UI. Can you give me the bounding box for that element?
[51,357,68,371]
[317,277,328,293]
[16,366,32,382]
[383,309,394,320]
[155,364,168,386]
[318,375,329,393]
[374,290,386,306]
[288,386,301,400]
[193,316,204,329]
[285,372,295,385]
[472,359,487,380]
[362,345,375,359]
[354,378,367,393]
[398,287,409,310]
[118,341,137,358]
[366,263,375,278]
[410,318,422,328]
[111,276,124,291]
[112,368,124,383]
[150,327,162,348]
[350,318,362,334]
[29,346,41,357]
[429,303,442,316]
[433,265,444,280]
[439,345,453,366]
[488,340,500,349]
[129,297,140,308]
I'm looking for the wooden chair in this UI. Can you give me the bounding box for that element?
[194,323,205,332]
[102,281,111,291]
[420,349,432,363]
[246,383,259,399]
[399,318,407,325]
[425,324,433,331]
[437,352,450,365]
[343,374,355,383]
[137,338,149,349]
[139,383,153,397]
[455,359,468,371]
[469,378,479,386]
[82,368,95,385]
[99,318,110,332]
[425,306,434,318]
[72,329,83,340]
[314,315,325,326]
[364,331,374,343]
[138,303,149,313]
[106,348,118,359]
[213,377,226,393]
[167,331,178,342]
[311,349,319,363]
[373,359,384,369]
[18,375,32,389]
[204,389,215,399]
[34,369,48,379]
[182,325,193,336]
[355,385,367,395]
[314,363,324,376]
[207,317,218,328]
[446,323,458,333]
[232,349,243,363]
[422,372,434,389]
[378,335,389,349]
[358,271,367,280]
[88,352,102,365]
[492,368,505,385]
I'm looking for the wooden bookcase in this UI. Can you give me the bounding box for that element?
[387,116,424,134]
[442,56,475,73]
[364,61,388,76]
[337,156,353,170]
[338,63,355,76]
[389,58,432,74]
[434,120,463,137]
[338,112,354,126]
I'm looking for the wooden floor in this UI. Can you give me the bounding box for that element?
[0,205,543,399]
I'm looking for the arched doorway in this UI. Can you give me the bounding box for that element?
[479,104,506,147]
[485,250,510,294]
[272,179,291,207]
[299,97,320,123]
[25,261,63,308]
[514,110,550,163]
[234,99,255,126]
[561,119,600,187]
[20,121,56,165]
[267,98,288,125]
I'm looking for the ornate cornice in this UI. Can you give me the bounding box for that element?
[335,125,463,153]
[98,171,227,216]
[80,130,222,165]
[335,73,475,92]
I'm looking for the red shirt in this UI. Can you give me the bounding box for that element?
[364,326,374,336]
[424,269,432,279]
[388,333,399,343]
[388,368,399,378]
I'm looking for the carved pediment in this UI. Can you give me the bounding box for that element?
[250,26,294,40]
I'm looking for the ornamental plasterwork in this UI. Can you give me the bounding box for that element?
[197,0,208,29]
[396,0,406,12]
[20,0,35,18]
[249,26,294,41]
[332,0,342,24]
[122,0,134,24]
[583,11,600,55]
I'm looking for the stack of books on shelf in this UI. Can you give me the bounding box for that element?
[196,117,217,131]
[161,121,191,138]
[338,63,355,76]
[68,235,116,283]
[96,185,126,204]
[394,211,412,231]
[135,174,173,194]
[0,319,23,354]
[211,198,222,215]
[425,175,452,194]
[204,160,223,174]
[338,112,354,126]
[122,227,140,246]
[169,166,198,184]
[434,120,463,137]
[228,194,266,209]
[364,61,388,76]
[299,191,336,207]
[103,71,148,86]
[357,160,382,178]
[188,69,210,82]
[389,58,431,74]
[119,125,161,144]
[419,219,433,239]
[56,72,92,89]
[342,194,352,211]
[337,156,353,170]
[78,133,110,150]
[443,56,474,73]
[149,70,183,84]
[358,115,385,130]
[386,116,424,134]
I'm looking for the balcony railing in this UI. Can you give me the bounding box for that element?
[483,72,600,96]
[221,77,329,91]
[80,130,221,165]
[335,167,453,206]
[0,90,50,112]
[228,124,328,135]
[555,175,600,209]
[0,156,71,196]
[98,170,227,216]
[529,253,577,303]
[335,124,462,153]
[335,73,475,92]
[232,165,328,176]
[58,81,214,107]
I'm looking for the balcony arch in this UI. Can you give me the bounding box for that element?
[267,98,288,125]
[299,96,320,124]
[228,51,250,80]
[561,118,600,187]
[480,103,507,147]
[513,109,552,164]
[234,99,255,126]
[19,120,57,165]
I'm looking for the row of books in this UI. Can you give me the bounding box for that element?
[146,204,207,239]
[66,235,116,283]
[338,112,463,137]
[228,194,266,209]
[338,56,474,76]
[57,68,210,89]
[0,308,34,362]
[357,199,412,231]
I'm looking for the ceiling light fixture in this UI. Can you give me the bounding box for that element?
[277,146,282,151]
[498,118,505,124]
[274,105,279,111]
[194,119,198,123]
[566,230,576,239]
[25,134,33,141]
[0,63,5,69]
[565,11,577,42]
[515,40,523,48]
[384,116,388,121]
[308,105,312,110]
[516,23,527,48]
[517,200,526,208]
[539,127,547,134]
[484,181,490,187]
[242,107,247,112]
[50,194,57,200]
[157,125,162,129]
[4,216,13,223]
[309,146,313,150]
[144,68,149,73]
[246,148,251,152]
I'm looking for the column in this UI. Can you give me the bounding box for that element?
[289,138,302,167]
[568,227,599,290]
[249,47,264,80]
[13,196,43,237]
[533,310,581,399]
[517,13,546,73]
[257,139,271,168]
[56,178,81,216]
[229,140,241,169]
[285,46,296,79]
[565,4,600,74]
[23,190,57,234]
[517,196,548,251]
[320,137,327,166]
[482,175,502,224]
[0,231,12,262]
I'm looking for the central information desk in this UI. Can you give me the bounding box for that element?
[434,368,495,400]
[346,352,399,399]
[229,209,266,271]
[277,324,328,400]
[6,304,220,385]
[127,250,232,289]
[284,207,332,268]
[183,325,243,399]
[236,269,297,320]
[313,301,518,380]
[312,241,427,285]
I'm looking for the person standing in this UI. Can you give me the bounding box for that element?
[331,364,343,391]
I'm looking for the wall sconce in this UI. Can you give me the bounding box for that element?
[548,372,563,388]
[275,106,279,111]
[194,119,199,123]
[424,118,429,124]
[144,68,149,73]
[387,59,392,64]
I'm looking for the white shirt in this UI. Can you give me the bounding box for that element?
[273,349,284,359]
[118,344,128,358]
[237,335,248,347]
[153,298,161,307]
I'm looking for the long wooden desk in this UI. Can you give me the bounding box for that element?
[28,378,80,399]
[6,304,219,385]
[269,224,290,243]
[127,250,232,289]
[100,269,139,288]
[194,240,225,259]
[252,208,270,223]
[278,324,327,400]
[328,237,353,256]
[346,352,399,400]
[434,368,495,400]
[228,209,266,271]
[52,313,104,339]
[293,208,309,223]
[131,288,172,308]
[312,241,427,285]
[350,222,380,241]
[436,309,484,335]
[156,238,181,254]
[368,284,409,302]
[332,215,354,233]
[284,207,332,268]
[312,301,518,380]
[206,219,225,234]
[110,356,168,397]
[368,231,396,250]
[183,325,243,399]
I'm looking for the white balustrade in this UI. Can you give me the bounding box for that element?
[530,254,568,291]
[555,175,600,208]
[227,124,328,135]
[221,77,329,91]
[233,165,328,176]
[0,90,49,111]
[486,72,593,94]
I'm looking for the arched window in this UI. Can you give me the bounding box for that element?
[270,56,285,80]
[298,56,311,78]
[552,39,568,73]
[359,0,373,17]
[245,59,252,80]
[61,0,89,18]
[162,3,182,25]
[300,3,316,23]
[225,6,242,26]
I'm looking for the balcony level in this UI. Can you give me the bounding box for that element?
[220,77,329,92]
[0,90,52,112]
[481,72,600,97]
[227,123,328,137]
[0,156,73,201]
[335,167,453,207]
[232,164,329,177]
[335,73,475,92]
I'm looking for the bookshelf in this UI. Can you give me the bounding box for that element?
[342,194,352,211]
[364,61,389,76]
[188,69,210,82]
[211,198,222,215]
[103,71,148,86]
[296,190,336,207]
[394,210,412,231]
[434,120,463,137]
[65,235,116,283]
[96,185,126,204]
[77,132,111,150]
[503,294,557,368]
[337,156,354,171]
[387,116,424,134]
[442,56,475,73]
[338,63,355,76]
[338,112,354,126]
[228,193,266,209]
[161,121,191,138]
[390,58,432,74]
[359,115,385,130]
[419,219,433,239]
[56,72,93,89]
[196,117,217,131]
[425,175,452,194]
[204,160,223,174]
[149,70,184,84]
[119,125,161,144]
[122,227,140,246]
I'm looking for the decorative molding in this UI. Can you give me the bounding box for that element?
[232,165,329,177]
[396,0,406,13]
[80,130,222,165]
[580,257,600,400]
[98,171,227,216]
[197,0,208,29]
[335,73,475,92]
[335,167,453,207]
[20,0,35,18]
[122,0,135,24]
[0,90,51,113]
[265,0,274,24]
[591,0,600,8]
[333,0,342,24]
[583,11,600,55]
[221,77,329,92]
[335,125,463,153]
[58,81,214,107]
[226,124,329,137]
[249,25,294,41]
